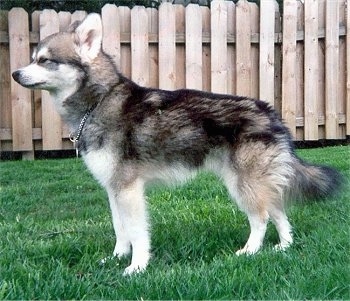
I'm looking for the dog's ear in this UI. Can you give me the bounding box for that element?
[68,20,81,33]
[73,13,102,63]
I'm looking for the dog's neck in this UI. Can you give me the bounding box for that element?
[51,52,123,130]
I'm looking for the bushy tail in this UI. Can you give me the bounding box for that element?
[289,157,343,201]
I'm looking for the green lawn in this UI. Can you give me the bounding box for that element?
[0,146,349,299]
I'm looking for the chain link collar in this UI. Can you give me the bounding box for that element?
[69,103,97,156]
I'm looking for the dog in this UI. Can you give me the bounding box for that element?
[12,13,342,275]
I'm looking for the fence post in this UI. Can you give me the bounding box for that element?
[9,8,34,159]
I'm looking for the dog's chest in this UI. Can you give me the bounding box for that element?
[83,149,115,187]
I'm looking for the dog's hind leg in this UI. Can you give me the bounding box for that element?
[222,167,269,255]
[268,206,293,251]
[220,142,295,255]
[235,210,269,255]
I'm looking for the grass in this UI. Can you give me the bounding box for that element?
[0,145,349,299]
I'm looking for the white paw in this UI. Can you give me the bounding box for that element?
[113,241,131,258]
[235,245,260,256]
[123,263,147,276]
[273,242,291,252]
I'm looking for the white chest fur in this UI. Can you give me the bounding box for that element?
[83,149,115,187]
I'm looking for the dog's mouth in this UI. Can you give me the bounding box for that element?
[21,82,47,88]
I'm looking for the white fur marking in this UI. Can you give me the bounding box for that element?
[74,14,102,63]
[83,149,115,187]
[143,163,197,186]
[236,213,268,255]
[36,47,50,61]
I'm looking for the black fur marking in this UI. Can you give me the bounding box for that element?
[254,99,274,114]
[121,85,155,124]
[122,128,140,161]
[245,132,276,144]
[202,118,243,145]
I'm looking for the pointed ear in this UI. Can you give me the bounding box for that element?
[74,13,102,63]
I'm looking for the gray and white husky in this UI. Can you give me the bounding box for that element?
[12,13,342,275]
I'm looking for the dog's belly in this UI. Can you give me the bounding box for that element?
[141,163,198,186]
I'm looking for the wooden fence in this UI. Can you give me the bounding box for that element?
[0,0,349,159]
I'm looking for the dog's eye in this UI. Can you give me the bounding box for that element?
[38,58,49,64]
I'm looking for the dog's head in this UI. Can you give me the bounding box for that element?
[12,13,103,95]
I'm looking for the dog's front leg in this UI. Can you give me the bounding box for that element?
[105,187,131,259]
[106,179,151,275]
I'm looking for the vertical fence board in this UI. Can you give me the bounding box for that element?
[259,0,275,105]
[186,4,202,90]
[317,0,326,139]
[175,5,185,89]
[119,7,131,78]
[325,0,339,139]
[282,0,297,138]
[0,11,11,151]
[131,6,149,86]
[211,0,227,93]
[250,2,259,99]
[338,0,346,139]
[201,6,211,92]
[304,0,318,140]
[102,4,120,68]
[227,1,236,95]
[58,12,72,146]
[295,1,304,141]
[236,0,251,97]
[58,11,71,31]
[9,8,33,152]
[31,11,41,150]
[274,1,282,114]
[148,8,158,88]
[159,3,176,90]
[347,0,350,136]
[40,10,61,150]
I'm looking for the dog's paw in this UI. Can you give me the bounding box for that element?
[235,246,260,256]
[113,241,131,258]
[273,242,291,252]
[235,249,252,256]
[123,263,147,276]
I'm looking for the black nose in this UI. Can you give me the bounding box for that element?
[12,70,21,83]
